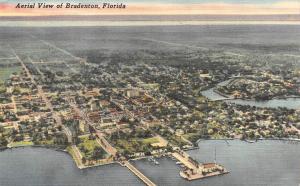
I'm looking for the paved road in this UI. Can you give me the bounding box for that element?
[71,145,84,168]
[67,97,117,156]
[95,132,117,156]
[11,46,73,143]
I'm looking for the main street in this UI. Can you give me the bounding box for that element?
[10,46,73,143]
[67,96,117,156]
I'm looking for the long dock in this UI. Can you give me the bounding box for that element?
[172,151,196,169]
[124,161,156,186]
[172,151,228,181]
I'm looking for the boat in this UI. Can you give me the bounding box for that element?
[148,156,154,162]
[148,156,160,165]
[176,161,182,165]
[154,160,160,165]
[245,139,256,143]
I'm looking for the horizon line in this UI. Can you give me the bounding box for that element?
[0,20,300,27]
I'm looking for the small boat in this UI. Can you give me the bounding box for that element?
[148,156,154,161]
[245,139,256,143]
[154,160,160,165]
[176,161,182,165]
[148,156,160,165]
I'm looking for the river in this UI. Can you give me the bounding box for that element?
[201,81,300,110]
[1,140,300,186]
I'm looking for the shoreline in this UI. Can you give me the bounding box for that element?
[2,137,299,159]
[1,138,299,183]
[1,137,299,173]
[212,84,300,102]
[1,144,67,152]
[195,138,300,145]
[0,144,116,169]
[202,78,300,105]
[2,137,300,153]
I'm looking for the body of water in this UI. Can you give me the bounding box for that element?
[0,21,300,27]
[201,81,300,110]
[133,140,300,186]
[1,141,300,186]
[0,148,143,186]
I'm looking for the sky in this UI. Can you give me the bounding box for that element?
[0,0,299,16]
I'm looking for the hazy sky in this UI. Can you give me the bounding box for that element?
[0,0,299,16]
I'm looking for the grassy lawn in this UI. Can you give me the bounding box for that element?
[79,136,99,152]
[183,133,201,143]
[10,141,33,147]
[38,140,54,145]
[115,139,138,153]
[114,137,154,154]
[3,127,13,135]
[0,66,21,81]
[19,88,31,94]
[141,83,160,90]
[66,146,74,157]
[0,84,6,93]
[183,133,197,139]
[142,137,159,145]
[168,136,188,147]
[78,135,107,159]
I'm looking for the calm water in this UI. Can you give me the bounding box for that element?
[1,141,300,186]
[1,21,300,27]
[132,140,300,186]
[0,148,143,186]
[201,81,300,110]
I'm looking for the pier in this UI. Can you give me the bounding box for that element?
[172,151,196,169]
[124,161,157,186]
[172,151,228,181]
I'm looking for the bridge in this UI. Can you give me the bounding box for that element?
[124,161,156,186]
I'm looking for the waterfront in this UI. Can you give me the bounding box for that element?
[133,140,300,186]
[1,140,300,186]
[0,148,143,186]
[201,81,300,110]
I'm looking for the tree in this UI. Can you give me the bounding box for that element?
[82,157,86,164]
[12,87,21,95]
[0,116,4,122]
[54,133,68,145]
[92,146,106,160]
[0,137,8,147]
[0,126,4,133]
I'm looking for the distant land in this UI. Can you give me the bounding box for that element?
[0,14,299,21]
